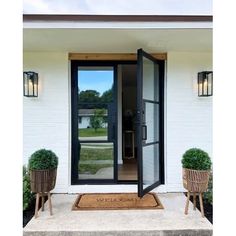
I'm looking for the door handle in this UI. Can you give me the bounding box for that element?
[142,125,147,141]
[112,124,115,141]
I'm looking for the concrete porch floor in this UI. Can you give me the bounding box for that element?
[23,193,212,236]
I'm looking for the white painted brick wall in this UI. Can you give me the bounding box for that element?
[23,51,212,193]
[23,52,69,193]
[165,52,212,192]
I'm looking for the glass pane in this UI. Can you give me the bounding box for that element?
[79,103,111,141]
[78,142,114,179]
[78,67,114,103]
[207,73,213,95]
[78,67,115,142]
[142,143,159,188]
[143,58,159,101]
[145,102,159,143]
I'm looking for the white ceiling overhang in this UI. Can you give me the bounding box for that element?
[23,27,212,52]
[23,16,212,53]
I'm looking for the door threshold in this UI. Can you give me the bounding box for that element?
[117,180,138,184]
[68,184,137,194]
[68,184,167,194]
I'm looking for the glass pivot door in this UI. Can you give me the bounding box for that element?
[136,49,164,197]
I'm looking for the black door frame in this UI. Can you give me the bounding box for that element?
[71,60,119,184]
[137,49,165,197]
[71,59,165,186]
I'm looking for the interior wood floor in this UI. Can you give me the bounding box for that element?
[118,163,137,181]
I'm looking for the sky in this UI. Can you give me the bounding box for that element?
[78,70,113,95]
[23,0,212,15]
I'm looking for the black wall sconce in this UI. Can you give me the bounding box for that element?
[23,71,38,97]
[198,71,213,97]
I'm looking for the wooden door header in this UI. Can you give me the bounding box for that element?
[69,53,167,61]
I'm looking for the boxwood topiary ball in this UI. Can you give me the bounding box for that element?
[182,148,212,170]
[29,149,58,170]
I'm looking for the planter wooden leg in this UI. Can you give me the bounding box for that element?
[185,191,190,215]
[199,193,205,217]
[41,194,45,211]
[34,193,40,218]
[193,193,196,210]
[48,192,53,215]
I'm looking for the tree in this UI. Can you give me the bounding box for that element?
[78,87,113,109]
[78,90,100,107]
[90,109,106,132]
[100,88,113,103]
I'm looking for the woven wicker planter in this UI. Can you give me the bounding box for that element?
[182,168,210,193]
[30,168,57,193]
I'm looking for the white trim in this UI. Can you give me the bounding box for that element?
[23,21,212,29]
[68,184,167,194]
[164,60,168,186]
[166,183,186,192]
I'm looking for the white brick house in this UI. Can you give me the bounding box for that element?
[23,14,212,196]
[78,109,108,129]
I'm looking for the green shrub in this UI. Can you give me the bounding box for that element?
[29,149,58,170]
[181,148,212,170]
[23,166,34,210]
[204,172,213,204]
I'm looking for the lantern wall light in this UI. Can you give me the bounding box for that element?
[198,71,213,97]
[23,71,38,97]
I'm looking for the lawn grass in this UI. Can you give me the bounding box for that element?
[79,147,113,174]
[79,128,107,137]
[83,144,112,148]
[79,164,113,175]
[80,147,113,160]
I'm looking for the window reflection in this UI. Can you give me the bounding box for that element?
[78,106,108,141]
[78,67,114,142]
[78,67,114,106]
[77,67,115,180]
[78,143,114,180]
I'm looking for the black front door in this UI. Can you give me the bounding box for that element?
[136,49,165,197]
[71,55,164,189]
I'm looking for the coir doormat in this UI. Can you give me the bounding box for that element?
[72,192,164,210]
